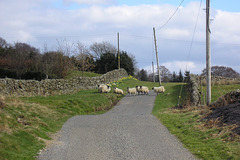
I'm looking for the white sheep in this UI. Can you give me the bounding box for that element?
[152,86,165,95]
[114,87,124,95]
[127,87,137,96]
[98,84,106,92]
[98,84,111,93]
[136,86,141,95]
[140,86,149,95]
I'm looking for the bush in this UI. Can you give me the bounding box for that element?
[0,68,17,78]
[21,71,46,81]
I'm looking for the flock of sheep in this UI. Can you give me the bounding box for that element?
[97,84,165,96]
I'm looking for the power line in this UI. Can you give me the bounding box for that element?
[4,33,240,47]
[157,0,185,30]
[177,0,202,106]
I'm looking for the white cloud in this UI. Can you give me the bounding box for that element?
[0,1,239,74]
[63,0,114,5]
[161,61,204,74]
[212,10,240,43]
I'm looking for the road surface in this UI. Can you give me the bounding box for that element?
[38,91,196,160]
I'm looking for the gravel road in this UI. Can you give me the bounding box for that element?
[38,91,196,160]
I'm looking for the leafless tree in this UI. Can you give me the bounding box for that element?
[56,38,75,71]
[201,66,240,78]
[75,42,95,76]
[152,66,172,82]
[89,41,117,60]
[0,37,8,48]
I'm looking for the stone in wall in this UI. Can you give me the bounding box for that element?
[187,75,201,106]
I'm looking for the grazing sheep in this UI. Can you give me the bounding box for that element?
[114,87,124,95]
[98,84,111,93]
[152,86,165,95]
[127,87,137,96]
[140,86,149,95]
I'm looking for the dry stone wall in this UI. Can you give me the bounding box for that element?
[194,75,240,86]
[0,69,128,97]
[186,75,201,106]
[186,75,240,106]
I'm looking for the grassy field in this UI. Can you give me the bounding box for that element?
[153,83,240,160]
[0,76,239,159]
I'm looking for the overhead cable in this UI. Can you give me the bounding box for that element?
[157,0,185,30]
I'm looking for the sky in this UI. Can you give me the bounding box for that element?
[1,0,240,74]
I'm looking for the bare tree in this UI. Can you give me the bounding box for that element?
[89,41,117,60]
[56,38,75,71]
[201,66,240,78]
[154,66,172,82]
[56,38,74,56]
[0,37,8,48]
[75,42,95,76]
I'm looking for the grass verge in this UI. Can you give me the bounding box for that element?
[0,77,136,160]
[1,78,239,160]
[153,83,240,159]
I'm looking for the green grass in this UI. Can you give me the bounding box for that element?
[200,84,240,103]
[153,83,240,160]
[64,70,101,79]
[0,78,134,160]
[1,78,239,160]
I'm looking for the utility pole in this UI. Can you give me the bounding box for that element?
[152,61,155,83]
[117,32,120,69]
[206,0,211,105]
[153,27,161,86]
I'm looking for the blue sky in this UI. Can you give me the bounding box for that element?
[53,0,240,12]
[118,0,240,12]
[0,0,240,74]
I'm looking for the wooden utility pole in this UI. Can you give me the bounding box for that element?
[153,27,161,86]
[152,61,155,83]
[117,32,120,69]
[206,0,211,105]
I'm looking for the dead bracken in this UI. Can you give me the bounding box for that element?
[203,90,240,135]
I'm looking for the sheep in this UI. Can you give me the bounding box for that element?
[136,86,141,95]
[152,86,165,95]
[127,87,137,96]
[102,85,111,93]
[98,84,111,93]
[114,87,124,95]
[98,84,106,92]
[140,86,149,95]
